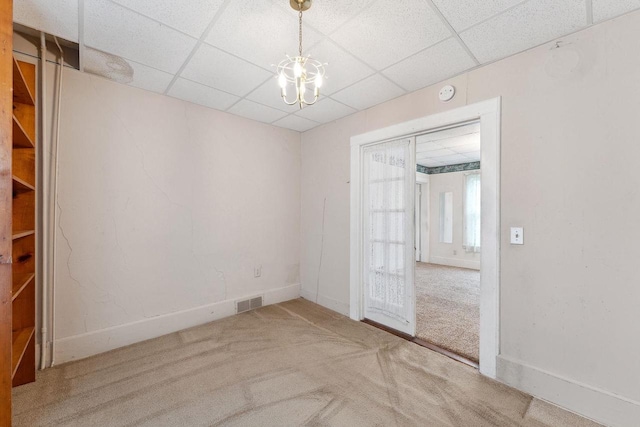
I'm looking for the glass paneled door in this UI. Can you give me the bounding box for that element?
[362,138,415,335]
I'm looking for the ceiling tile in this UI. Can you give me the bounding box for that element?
[125,61,175,94]
[424,148,457,158]
[416,142,444,152]
[294,98,356,123]
[465,152,481,161]
[85,0,198,73]
[431,0,523,32]
[245,79,300,113]
[382,38,476,92]
[168,78,240,110]
[181,43,272,97]
[273,0,372,35]
[206,0,322,70]
[460,0,587,64]
[454,142,482,154]
[592,0,640,22]
[434,154,471,164]
[14,0,79,42]
[331,74,404,110]
[437,133,481,148]
[110,0,226,38]
[227,100,289,124]
[272,115,320,132]
[331,0,450,69]
[306,40,375,95]
[84,47,174,93]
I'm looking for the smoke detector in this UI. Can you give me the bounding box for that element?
[439,85,455,102]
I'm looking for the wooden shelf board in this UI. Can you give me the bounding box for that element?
[12,230,35,240]
[12,175,35,193]
[11,327,35,379]
[12,114,35,148]
[12,58,35,106]
[12,272,35,302]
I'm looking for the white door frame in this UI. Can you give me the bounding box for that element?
[415,183,422,262]
[350,97,501,378]
[416,173,430,263]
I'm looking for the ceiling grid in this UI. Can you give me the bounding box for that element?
[11,0,640,132]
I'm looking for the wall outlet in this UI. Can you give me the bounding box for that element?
[510,227,524,245]
[254,266,262,278]
[453,249,457,255]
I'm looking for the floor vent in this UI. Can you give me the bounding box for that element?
[236,296,263,313]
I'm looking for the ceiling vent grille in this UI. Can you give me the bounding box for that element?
[236,296,263,314]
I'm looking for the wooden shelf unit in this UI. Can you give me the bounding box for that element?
[12,57,35,106]
[11,326,34,378]
[12,272,35,302]
[10,58,37,390]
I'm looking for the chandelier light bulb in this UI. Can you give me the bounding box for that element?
[293,61,303,78]
[278,72,287,89]
[315,73,323,88]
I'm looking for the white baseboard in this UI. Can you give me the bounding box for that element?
[300,287,350,316]
[429,256,480,270]
[53,284,300,365]
[497,355,640,427]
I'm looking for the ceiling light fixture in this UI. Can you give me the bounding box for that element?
[276,0,326,109]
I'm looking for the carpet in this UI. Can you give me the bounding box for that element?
[415,262,480,362]
[12,299,599,426]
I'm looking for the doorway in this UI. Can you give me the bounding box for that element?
[350,98,501,378]
[414,122,481,365]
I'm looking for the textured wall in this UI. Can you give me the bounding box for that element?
[52,69,301,362]
[300,11,640,425]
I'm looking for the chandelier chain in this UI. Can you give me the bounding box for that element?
[298,4,303,57]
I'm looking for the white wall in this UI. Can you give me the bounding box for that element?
[300,11,640,426]
[52,69,301,363]
[428,170,480,270]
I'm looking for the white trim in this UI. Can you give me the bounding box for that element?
[428,256,480,270]
[350,97,501,378]
[300,288,350,316]
[53,284,300,364]
[416,172,429,184]
[497,355,640,426]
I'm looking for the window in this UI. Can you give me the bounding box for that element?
[439,192,453,243]
[464,173,481,252]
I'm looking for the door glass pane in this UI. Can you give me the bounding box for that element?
[363,139,412,323]
[439,192,453,243]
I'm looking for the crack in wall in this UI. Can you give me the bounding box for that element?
[86,78,223,314]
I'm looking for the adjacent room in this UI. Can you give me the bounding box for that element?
[414,122,481,365]
[2,1,639,426]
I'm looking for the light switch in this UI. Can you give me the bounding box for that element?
[510,227,524,245]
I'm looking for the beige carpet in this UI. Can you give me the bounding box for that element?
[416,262,480,362]
[12,299,599,426]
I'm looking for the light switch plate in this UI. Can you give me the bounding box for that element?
[510,227,524,245]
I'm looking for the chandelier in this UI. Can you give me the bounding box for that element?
[276,0,326,109]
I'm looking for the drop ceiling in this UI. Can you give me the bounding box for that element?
[13,0,640,132]
[416,122,480,167]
